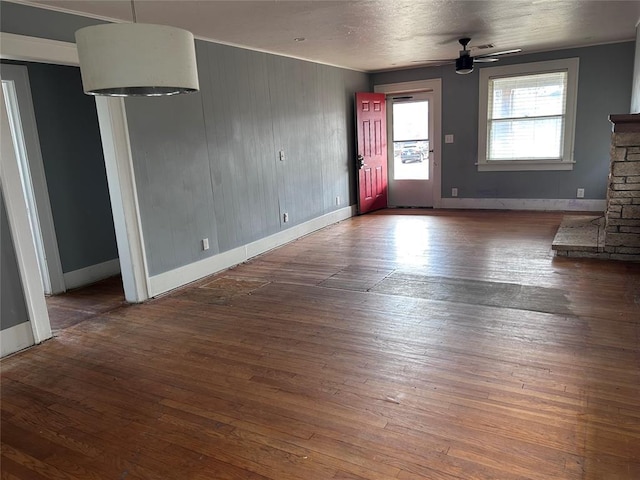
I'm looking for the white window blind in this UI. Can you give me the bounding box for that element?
[478,58,578,172]
[487,71,568,161]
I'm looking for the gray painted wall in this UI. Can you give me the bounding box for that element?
[1,187,30,331]
[126,41,368,276]
[0,0,107,42]
[372,42,635,200]
[1,60,119,273]
[632,26,640,114]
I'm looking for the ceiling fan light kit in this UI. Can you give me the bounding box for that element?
[75,0,199,96]
[455,53,474,74]
[455,37,473,74]
[451,37,521,75]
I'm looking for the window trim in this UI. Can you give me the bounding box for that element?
[477,58,579,172]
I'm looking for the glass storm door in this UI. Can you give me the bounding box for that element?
[387,92,434,207]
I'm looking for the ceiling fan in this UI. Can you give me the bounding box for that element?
[448,38,522,74]
[456,37,522,75]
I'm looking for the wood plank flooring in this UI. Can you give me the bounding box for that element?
[2,210,639,479]
[45,275,125,332]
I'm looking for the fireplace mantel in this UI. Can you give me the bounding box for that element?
[609,114,640,132]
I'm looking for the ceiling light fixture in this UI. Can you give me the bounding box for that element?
[455,54,474,75]
[455,38,474,74]
[75,0,199,96]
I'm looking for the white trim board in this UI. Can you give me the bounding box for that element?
[1,92,52,344]
[149,205,356,297]
[95,97,150,303]
[1,321,35,358]
[0,32,78,65]
[63,258,121,290]
[440,198,606,212]
[1,63,66,295]
[374,79,440,95]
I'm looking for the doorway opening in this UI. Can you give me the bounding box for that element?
[46,276,125,332]
[1,62,125,337]
[388,91,435,207]
[374,79,442,209]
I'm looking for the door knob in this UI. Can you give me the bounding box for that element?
[357,155,365,169]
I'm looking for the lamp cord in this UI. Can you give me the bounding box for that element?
[130,0,137,23]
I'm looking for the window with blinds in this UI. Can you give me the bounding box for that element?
[488,72,567,161]
[477,58,579,171]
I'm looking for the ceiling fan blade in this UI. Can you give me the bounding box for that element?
[476,48,522,59]
[474,57,500,63]
[411,59,455,64]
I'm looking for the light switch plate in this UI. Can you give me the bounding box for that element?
[445,134,454,144]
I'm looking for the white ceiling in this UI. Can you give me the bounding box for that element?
[13,0,640,72]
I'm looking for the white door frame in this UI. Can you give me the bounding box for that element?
[374,79,442,208]
[1,92,51,344]
[94,96,150,302]
[2,63,66,295]
[0,33,150,308]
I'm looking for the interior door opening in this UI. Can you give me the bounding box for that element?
[1,60,128,344]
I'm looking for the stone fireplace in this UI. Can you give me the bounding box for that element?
[553,114,640,262]
[604,114,640,261]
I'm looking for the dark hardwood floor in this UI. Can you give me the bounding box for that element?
[45,275,125,332]
[2,210,639,479]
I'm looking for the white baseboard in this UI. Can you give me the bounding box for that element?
[63,258,121,290]
[1,321,35,358]
[439,198,606,212]
[149,205,357,297]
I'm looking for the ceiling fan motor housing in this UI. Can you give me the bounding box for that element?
[456,54,473,74]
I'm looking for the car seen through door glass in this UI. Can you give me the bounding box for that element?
[392,100,429,180]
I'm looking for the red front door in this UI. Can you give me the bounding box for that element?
[356,92,387,214]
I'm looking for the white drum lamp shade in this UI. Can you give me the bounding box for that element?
[75,23,199,96]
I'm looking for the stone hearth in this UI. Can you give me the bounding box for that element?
[552,215,606,258]
[554,114,640,262]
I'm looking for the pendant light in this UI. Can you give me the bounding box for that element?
[75,0,199,96]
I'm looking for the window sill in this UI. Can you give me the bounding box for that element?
[477,161,575,172]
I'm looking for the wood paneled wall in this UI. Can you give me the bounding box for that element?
[126,41,369,276]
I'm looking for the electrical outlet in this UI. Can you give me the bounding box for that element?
[283,212,289,223]
[202,238,209,251]
[577,188,585,198]
[451,188,458,197]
